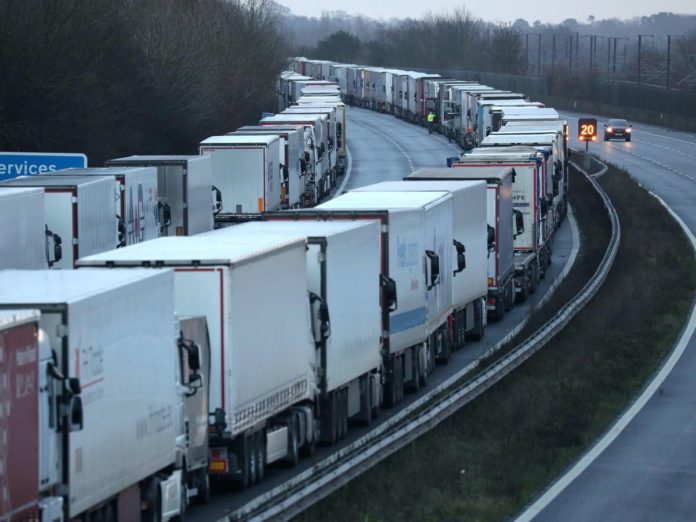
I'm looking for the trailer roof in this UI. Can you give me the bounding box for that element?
[0,269,170,305]
[405,166,513,182]
[482,133,558,146]
[261,114,322,124]
[317,190,450,211]
[0,175,112,188]
[0,309,40,330]
[351,180,485,193]
[501,107,559,117]
[203,219,376,240]
[467,145,550,156]
[237,125,303,132]
[78,236,305,267]
[0,186,43,198]
[58,166,154,177]
[483,100,543,107]
[497,124,565,134]
[200,135,278,146]
[107,155,204,164]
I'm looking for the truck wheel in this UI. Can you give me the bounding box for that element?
[408,351,420,393]
[195,471,210,505]
[340,388,348,439]
[285,419,299,467]
[360,375,373,426]
[494,295,505,321]
[256,432,266,482]
[141,478,162,522]
[530,264,539,294]
[238,440,251,489]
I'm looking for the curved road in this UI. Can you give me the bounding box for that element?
[188,107,577,521]
[520,112,696,521]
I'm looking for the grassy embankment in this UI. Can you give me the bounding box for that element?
[296,164,696,522]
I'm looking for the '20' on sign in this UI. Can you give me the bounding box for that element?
[578,118,598,141]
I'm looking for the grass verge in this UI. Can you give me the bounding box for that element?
[295,164,696,522]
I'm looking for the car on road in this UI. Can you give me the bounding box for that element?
[604,119,632,142]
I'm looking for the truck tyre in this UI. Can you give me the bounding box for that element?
[195,471,211,504]
[141,478,162,522]
[238,439,252,489]
[360,375,373,426]
[408,351,421,393]
[494,295,505,321]
[256,432,266,482]
[285,420,299,467]
[174,471,188,522]
[530,263,539,294]
[340,388,349,439]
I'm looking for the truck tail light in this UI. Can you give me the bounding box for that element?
[209,448,228,474]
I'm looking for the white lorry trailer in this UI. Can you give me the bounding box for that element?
[491,122,570,220]
[78,236,319,488]
[199,135,282,216]
[453,150,551,301]
[230,126,305,209]
[353,179,488,350]
[0,187,52,269]
[296,97,347,171]
[406,166,516,321]
[282,107,339,190]
[260,114,324,205]
[0,269,205,521]
[0,175,116,268]
[205,219,382,443]
[284,190,453,405]
[55,167,158,246]
[106,155,215,236]
[477,100,544,142]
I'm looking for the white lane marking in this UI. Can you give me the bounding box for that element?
[335,146,352,196]
[515,194,696,522]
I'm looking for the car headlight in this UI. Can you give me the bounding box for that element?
[626,128,631,133]
[606,127,613,132]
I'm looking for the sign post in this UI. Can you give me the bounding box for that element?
[577,118,597,170]
[0,152,87,181]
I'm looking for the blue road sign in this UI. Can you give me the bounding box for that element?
[0,152,87,181]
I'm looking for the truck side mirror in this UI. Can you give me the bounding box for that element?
[178,336,201,371]
[157,201,172,231]
[380,274,398,312]
[511,168,517,183]
[45,226,62,267]
[117,216,126,247]
[212,186,223,214]
[425,250,440,290]
[188,373,203,391]
[65,377,81,396]
[68,396,84,432]
[309,292,331,346]
[453,239,466,274]
[299,157,307,174]
[513,209,524,237]
[487,225,496,252]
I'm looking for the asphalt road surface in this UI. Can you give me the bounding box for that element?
[519,111,696,522]
[188,107,577,521]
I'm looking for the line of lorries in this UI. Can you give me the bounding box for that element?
[0,56,571,521]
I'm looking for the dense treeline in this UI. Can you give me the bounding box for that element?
[292,9,696,88]
[296,9,524,75]
[0,0,287,164]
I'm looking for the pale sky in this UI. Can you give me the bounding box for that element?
[279,0,696,24]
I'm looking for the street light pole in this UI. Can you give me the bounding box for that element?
[525,33,529,75]
[552,34,556,76]
[637,34,654,86]
[537,33,542,76]
[666,34,681,89]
